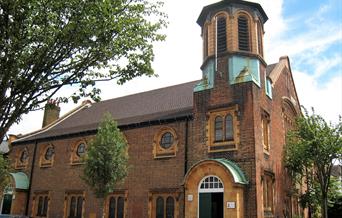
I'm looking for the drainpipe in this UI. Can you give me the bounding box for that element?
[25,140,38,215]
[183,118,189,218]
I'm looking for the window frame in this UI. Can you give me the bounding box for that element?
[149,191,179,218]
[153,127,178,159]
[15,147,29,169]
[263,172,275,216]
[64,191,85,218]
[216,15,227,54]
[207,105,240,152]
[70,140,87,165]
[40,144,55,168]
[32,191,50,218]
[105,190,127,218]
[237,14,251,52]
[261,111,271,154]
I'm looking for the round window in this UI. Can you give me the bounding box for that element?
[44,146,54,160]
[76,143,86,157]
[20,149,28,163]
[160,132,174,149]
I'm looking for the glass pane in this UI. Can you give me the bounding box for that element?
[76,143,86,157]
[20,150,28,163]
[117,197,124,218]
[225,115,234,140]
[45,147,54,160]
[43,196,48,216]
[160,132,174,149]
[76,196,83,218]
[166,197,174,218]
[69,197,76,217]
[108,197,116,218]
[156,197,164,218]
[215,116,223,141]
[37,196,43,216]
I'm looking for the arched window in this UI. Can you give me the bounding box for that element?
[108,197,116,218]
[160,132,174,149]
[76,143,86,157]
[238,16,250,51]
[69,196,76,217]
[225,115,234,141]
[214,116,223,141]
[44,146,54,160]
[199,176,224,193]
[156,197,164,218]
[76,196,83,218]
[257,22,263,56]
[117,197,124,218]
[43,196,48,216]
[216,16,227,53]
[203,25,209,57]
[166,197,174,218]
[37,196,43,216]
[20,149,29,163]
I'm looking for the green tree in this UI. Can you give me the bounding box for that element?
[0,154,11,195]
[82,113,128,217]
[285,108,342,218]
[0,0,167,143]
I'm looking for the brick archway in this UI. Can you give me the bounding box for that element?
[183,159,247,218]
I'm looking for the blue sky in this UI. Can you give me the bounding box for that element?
[9,0,342,135]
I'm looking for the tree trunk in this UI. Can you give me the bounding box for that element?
[321,194,328,218]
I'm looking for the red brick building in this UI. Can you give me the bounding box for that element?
[2,0,305,217]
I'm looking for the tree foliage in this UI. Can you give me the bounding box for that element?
[0,154,11,194]
[285,108,342,218]
[82,113,128,204]
[0,0,167,142]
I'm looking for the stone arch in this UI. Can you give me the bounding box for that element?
[184,159,247,218]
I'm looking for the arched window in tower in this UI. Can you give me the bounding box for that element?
[214,116,223,141]
[238,15,250,51]
[166,197,175,218]
[225,114,234,141]
[216,17,227,53]
[204,25,209,58]
[257,22,264,56]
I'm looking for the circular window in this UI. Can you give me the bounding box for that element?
[20,149,28,163]
[44,146,54,160]
[76,143,86,157]
[160,132,174,149]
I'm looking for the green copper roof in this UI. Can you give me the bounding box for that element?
[10,172,29,190]
[213,158,249,185]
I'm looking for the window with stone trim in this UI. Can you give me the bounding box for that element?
[33,192,49,218]
[106,191,127,218]
[238,15,250,51]
[257,21,264,57]
[263,172,274,216]
[216,16,227,53]
[149,192,179,218]
[70,140,87,164]
[207,106,240,152]
[153,127,178,159]
[15,147,29,169]
[64,191,84,218]
[40,144,55,167]
[261,110,270,153]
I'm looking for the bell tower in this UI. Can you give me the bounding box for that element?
[194,0,268,91]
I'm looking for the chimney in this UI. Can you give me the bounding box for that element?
[42,99,60,127]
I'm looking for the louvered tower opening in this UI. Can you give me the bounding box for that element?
[217,17,227,53]
[238,16,250,51]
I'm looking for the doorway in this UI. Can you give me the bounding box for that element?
[1,194,12,214]
[198,176,224,218]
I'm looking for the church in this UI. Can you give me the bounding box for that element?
[3,0,305,217]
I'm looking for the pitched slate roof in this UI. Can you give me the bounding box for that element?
[14,81,199,143]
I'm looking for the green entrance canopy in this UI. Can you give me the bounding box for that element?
[10,172,29,190]
[213,158,249,185]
